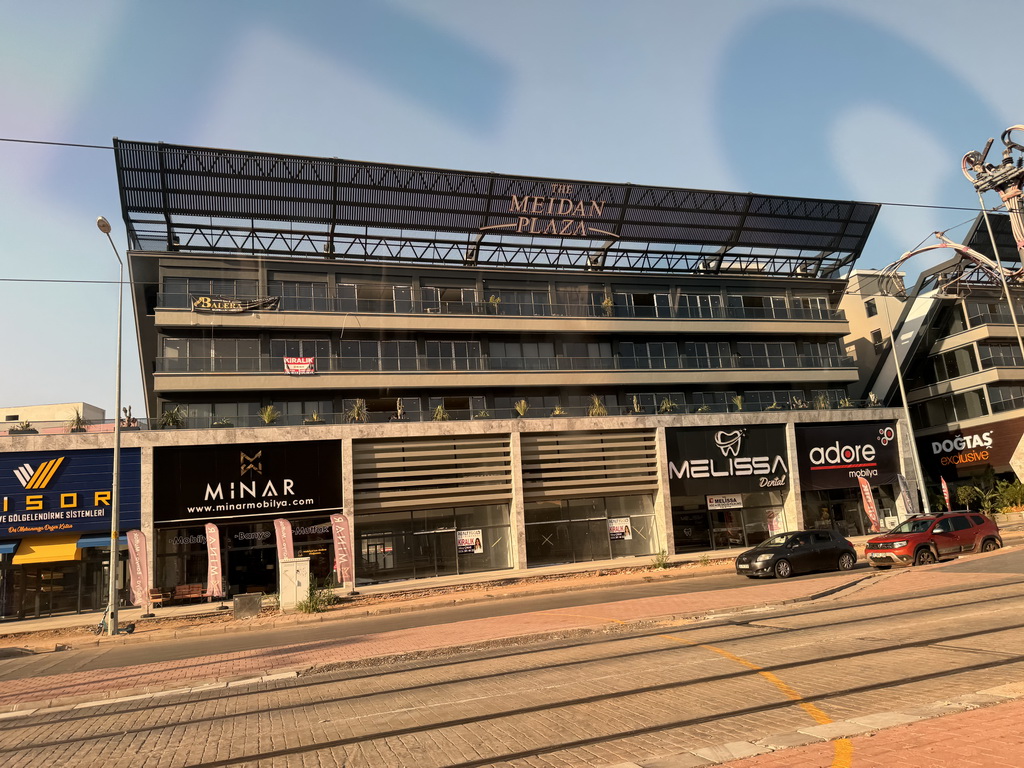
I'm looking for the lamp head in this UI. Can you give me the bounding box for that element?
[96,216,112,234]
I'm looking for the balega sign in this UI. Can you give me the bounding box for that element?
[796,422,900,490]
[666,426,788,497]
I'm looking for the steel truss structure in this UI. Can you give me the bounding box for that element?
[113,140,879,278]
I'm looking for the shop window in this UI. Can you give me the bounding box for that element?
[679,294,722,319]
[267,280,329,312]
[524,495,655,567]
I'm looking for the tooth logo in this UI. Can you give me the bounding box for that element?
[715,430,744,457]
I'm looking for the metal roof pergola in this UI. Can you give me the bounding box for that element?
[113,139,879,278]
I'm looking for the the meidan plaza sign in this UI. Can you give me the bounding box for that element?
[480,183,619,239]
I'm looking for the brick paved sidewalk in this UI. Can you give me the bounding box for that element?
[3,545,1022,715]
[717,696,1024,768]
[0,573,865,710]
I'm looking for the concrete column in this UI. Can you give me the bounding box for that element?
[140,445,155,583]
[652,426,674,556]
[508,431,527,570]
[783,421,804,531]
[341,436,355,518]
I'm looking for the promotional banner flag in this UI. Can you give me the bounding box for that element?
[204,522,225,598]
[857,477,880,532]
[941,477,952,511]
[274,518,294,561]
[126,529,150,609]
[896,474,917,516]
[330,513,354,588]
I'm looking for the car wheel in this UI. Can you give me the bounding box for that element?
[982,539,1000,553]
[837,552,855,571]
[914,548,936,566]
[774,559,792,579]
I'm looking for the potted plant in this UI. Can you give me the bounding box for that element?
[730,395,744,412]
[303,410,327,425]
[394,398,407,421]
[790,397,810,410]
[587,394,608,417]
[628,394,646,415]
[867,391,882,407]
[601,295,614,317]
[488,294,502,315]
[432,404,450,421]
[258,405,281,425]
[551,404,567,416]
[212,417,234,428]
[473,409,491,419]
[657,397,677,414]
[813,393,831,410]
[693,404,711,413]
[9,421,37,435]
[158,405,186,429]
[513,399,531,418]
[345,399,368,424]
[66,408,89,433]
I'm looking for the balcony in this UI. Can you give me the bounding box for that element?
[154,354,857,375]
[157,293,847,323]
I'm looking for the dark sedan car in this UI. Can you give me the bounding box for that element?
[735,529,857,579]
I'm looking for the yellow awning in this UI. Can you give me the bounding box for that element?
[12,535,83,565]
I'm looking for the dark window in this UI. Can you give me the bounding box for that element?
[971,515,986,526]
[948,516,972,531]
[865,299,878,317]
[871,329,883,349]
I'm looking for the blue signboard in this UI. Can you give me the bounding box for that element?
[0,448,141,536]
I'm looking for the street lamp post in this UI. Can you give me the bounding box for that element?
[96,216,123,636]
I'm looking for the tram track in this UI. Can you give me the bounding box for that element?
[3,582,1024,767]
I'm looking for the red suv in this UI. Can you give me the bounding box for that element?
[865,512,1002,569]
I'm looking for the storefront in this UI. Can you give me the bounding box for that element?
[666,426,789,551]
[915,417,1024,483]
[0,449,141,620]
[524,494,658,567]
[355,504,513,582]
[152,440,342,595]
[795,422,902,535]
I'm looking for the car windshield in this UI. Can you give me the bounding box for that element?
[757,534,792,548]
[887,519,933,535]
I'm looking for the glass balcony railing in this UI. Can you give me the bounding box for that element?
[154,354,856,374]
[157,293,847,323]
[1,395,884,437]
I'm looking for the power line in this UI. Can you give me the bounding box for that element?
[0,136,1013,217]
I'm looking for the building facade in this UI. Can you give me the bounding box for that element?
[0,141,921,619]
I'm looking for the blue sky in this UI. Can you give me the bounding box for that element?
[1,0,1020,415]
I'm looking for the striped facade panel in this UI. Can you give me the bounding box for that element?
[352,434,512,513]
[520,430,658,501]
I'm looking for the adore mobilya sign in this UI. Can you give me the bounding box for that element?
[795,422,899,490]
[667,426,789,497]
[153,440,342,523]
[0,448,141,535]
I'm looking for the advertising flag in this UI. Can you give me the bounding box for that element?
[126,529,151,608]
[896,474,917,516]
[330,513,354,588]
[274,518,294,561]
[857,477,880,532]
[204,522,225,598]
[941,477,952,511]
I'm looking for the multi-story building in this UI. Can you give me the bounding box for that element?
[848,213,1024,491]
[0,140,920,620]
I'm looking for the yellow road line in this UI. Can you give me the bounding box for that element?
[534,611,852,767]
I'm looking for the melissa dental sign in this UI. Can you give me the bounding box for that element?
[666,426,788,497]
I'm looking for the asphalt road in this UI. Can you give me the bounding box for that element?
[0,561,873,679]
[3,559,1024,767]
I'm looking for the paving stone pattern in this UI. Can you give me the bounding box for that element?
[1,558,1024,767]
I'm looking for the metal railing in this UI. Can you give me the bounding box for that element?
[154,354,856,374]
[158,293,846,323]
